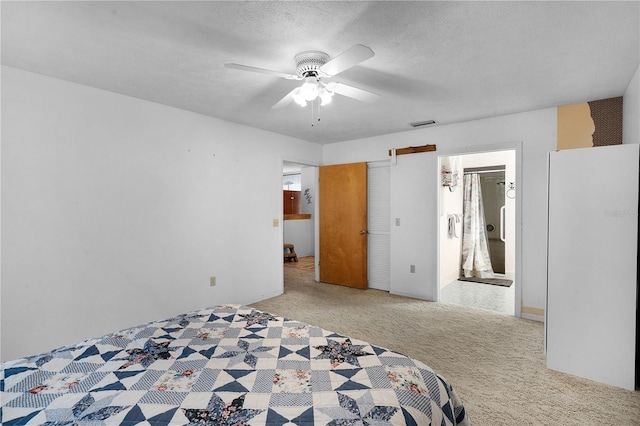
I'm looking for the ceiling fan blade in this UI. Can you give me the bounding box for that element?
[272,88,297,109]
[320,44,375,76]
[326,82,379,103]
[224,63,301,80]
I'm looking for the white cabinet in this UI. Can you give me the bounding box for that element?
[547,144,638,390]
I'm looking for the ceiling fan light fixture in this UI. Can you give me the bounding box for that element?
[228,45,377,111]
[291,77,334,107]
[291,87,307,107]
[300,78,319,101]
[319,87,334,106]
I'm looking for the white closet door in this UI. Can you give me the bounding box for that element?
[547,144,638,390]
[368,163,390,290]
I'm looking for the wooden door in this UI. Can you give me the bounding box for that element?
[319,162,368,288]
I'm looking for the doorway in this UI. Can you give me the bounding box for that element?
[282,161,317,278]
[282,160,389,291]
[437,149,518,315]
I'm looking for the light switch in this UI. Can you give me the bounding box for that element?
[273,219,279,227]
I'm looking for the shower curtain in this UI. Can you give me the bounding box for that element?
[461,173,495,278]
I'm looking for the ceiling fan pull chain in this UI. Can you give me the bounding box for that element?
[309,98,322,127]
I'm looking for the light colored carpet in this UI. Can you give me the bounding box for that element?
[251,267,640,425]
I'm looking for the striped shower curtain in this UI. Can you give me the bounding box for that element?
[461,173,495,278]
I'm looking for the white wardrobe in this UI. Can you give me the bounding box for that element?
[547,144,638,390]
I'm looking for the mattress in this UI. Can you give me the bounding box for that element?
[1,305,471,425]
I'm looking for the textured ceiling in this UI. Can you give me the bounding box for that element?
[2,1,639,144]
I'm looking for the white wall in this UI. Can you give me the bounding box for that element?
[0,66,322,360]
[438,156,463,288]
[300,166,316,217]
[283,219,314,257]
[324,108,556,320]
[623,64,640,144]
[300,166,316,256]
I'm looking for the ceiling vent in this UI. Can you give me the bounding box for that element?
[409,120,437,128]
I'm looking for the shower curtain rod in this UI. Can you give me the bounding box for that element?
[463,168,506,175]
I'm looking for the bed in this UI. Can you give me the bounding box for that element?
[1,305,471,425]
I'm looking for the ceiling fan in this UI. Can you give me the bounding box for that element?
[224,44,379,109]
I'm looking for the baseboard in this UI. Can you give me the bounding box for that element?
[440,270,461,288]
[296,252,314,258]
[244,289,283,305]
[389,290,432,302]
[520,312,544,322]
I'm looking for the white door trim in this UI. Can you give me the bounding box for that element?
[435,141,523,318]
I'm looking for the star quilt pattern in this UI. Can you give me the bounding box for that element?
[1,305,471,425]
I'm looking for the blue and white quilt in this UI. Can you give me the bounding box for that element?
[1,305,471,425]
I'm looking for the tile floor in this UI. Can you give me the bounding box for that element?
[440,278,515,315]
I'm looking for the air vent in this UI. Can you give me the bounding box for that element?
[409,120,437,128]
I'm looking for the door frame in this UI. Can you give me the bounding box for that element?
[435,142,523,318]
[281,157,320,282]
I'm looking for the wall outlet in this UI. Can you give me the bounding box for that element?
[209,276,216,287]
[395,218,401,226]
[273,219,279,227]
[410,265,415,273]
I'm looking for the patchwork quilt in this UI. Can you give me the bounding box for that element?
[1,305,471,425]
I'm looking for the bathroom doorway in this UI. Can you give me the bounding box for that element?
[438,149,517,315]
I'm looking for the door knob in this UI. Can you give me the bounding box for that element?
[359,230,367,235]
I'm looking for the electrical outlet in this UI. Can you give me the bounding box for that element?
[273,219,279,227]
[410,265,415,273]
[209,276,216,287]
[395,218,401,226]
